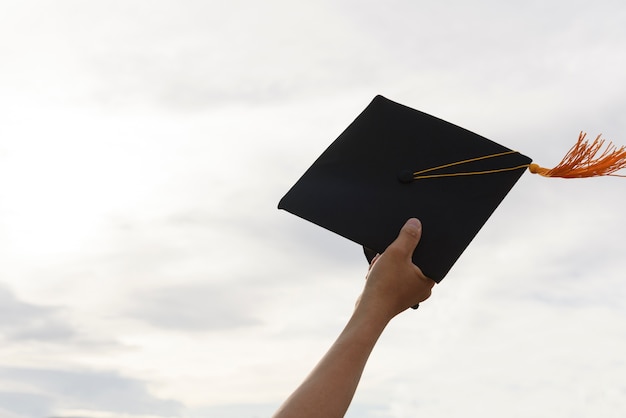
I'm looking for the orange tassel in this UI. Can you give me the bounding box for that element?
[529,132,626,178]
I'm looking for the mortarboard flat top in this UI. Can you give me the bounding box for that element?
[279,95,532,283]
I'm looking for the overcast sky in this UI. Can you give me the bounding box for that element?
[1,1,626,417]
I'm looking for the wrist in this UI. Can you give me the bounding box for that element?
[351,301,394,334]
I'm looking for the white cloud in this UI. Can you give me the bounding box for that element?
[127,282,264,331]
[0,285,76,342]
[0,367,181,418]
[1,0,626,417]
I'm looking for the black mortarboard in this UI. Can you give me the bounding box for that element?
[278,95,626,283]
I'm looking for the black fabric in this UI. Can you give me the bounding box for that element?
[279,95,531,282]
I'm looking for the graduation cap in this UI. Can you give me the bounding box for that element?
[279,95,626,283]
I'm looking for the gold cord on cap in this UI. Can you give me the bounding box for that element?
[409,132,626,181]
[411,150,528,180]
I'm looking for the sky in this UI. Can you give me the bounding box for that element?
[1,0,625,417]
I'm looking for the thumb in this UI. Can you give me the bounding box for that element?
[388,218,422,258]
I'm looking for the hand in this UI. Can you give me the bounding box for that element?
[272,218,435,418]
[356,218,435,322]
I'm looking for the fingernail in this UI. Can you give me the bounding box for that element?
[406,218,421,230]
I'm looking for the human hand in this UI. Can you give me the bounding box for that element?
[355,218,435,323]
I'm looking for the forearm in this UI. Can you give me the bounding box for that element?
[272,219,434,417]
[272,310,389,418]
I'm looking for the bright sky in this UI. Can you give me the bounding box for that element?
[1,1,626,417]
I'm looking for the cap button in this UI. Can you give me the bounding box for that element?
[397,170,415,183]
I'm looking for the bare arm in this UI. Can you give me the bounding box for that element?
[272,218,436,418]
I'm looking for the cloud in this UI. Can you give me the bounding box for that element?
[0,0,391,108]
[0,392,52,418]
[128,282,264,331]
[1,1,625,417]
[0,367,182,418]
[186,403,279,418]
[0,285,76,342]
[186,401,389,418]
